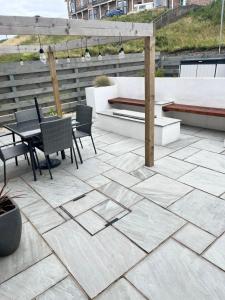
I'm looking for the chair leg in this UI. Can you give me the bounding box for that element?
[12,133,18,166]
[3,161,6,186]
[34,149,42,175]
[70,148,73,164]
[90,135,97,154]
[79,138,83,148]
[72,131,83,164]
[25,153,30,166]
[72,146,79,169]
[46,155,53,180]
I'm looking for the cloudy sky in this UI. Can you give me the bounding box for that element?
[0,0,68,18]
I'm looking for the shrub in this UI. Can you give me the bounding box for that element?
[93,76,112,87]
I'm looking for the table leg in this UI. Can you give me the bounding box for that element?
[72,131,83,164]
[61,150,66,160]
[28,140,37,181]
[12,133,18,166]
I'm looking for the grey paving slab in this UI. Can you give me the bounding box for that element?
[86,175,111,188]
[102,138,143,156]
[107,152,144,173]
[36,276,88,300]
[62,190,108,217]
[166,134,200,150]
[131,166,155,181]
[132,174,193,208]
[95,132,126,145]
[0,255,68,300]
[22,169,92,208]
[75,210,106,234]
[97,152,116,162]
[0,222,51,284]
[44,220,145,298]
[173,223,215,254]
[149,156,196,179]
[114,199,185,252]
[170,146,200,160]
[99,181,143,208]
[194,128,225,141]
[2,177,42,209]
[95,278,145,300]
[126,239,225,300]
[191,139,225,153]
[133,145,174,160]
[186,150,225,174]
[181,125,202,135]
[93,199,125,221]
[203,234,225,271]
[66,158,113,180]
[179,166,225,196]
[22,200,64,234]
[103,168,141,188]
[170,189,225,236]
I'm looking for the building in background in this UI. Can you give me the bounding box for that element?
[65,0,213,20]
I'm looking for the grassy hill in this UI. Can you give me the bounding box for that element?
[0,1,225,63]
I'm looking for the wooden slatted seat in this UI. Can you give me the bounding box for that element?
[108,97,145,107]
[163,103,225,118]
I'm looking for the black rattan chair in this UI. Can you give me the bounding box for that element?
[37,117,78,179]
[15,108,44,123]
[73,105,97,154]
[0,134,31,185]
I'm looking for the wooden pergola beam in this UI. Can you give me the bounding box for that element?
[0,36,138,54]
[0,15,153,37]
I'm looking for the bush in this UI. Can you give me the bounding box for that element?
[93,76,112,87]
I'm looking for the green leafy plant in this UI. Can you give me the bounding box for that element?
[48,107,57,116]
[93,75,112,87]
[0,185,23,215]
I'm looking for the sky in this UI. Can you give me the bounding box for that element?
[0,0,68,39]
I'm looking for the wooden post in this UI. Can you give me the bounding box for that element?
[47,47,62,117]
[145,36,155,167]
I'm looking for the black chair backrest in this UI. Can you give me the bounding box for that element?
[40,117,73,155]
[76,105,93,134]
[15,108,43,123]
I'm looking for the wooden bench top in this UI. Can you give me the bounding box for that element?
[163,103,225,117]
[108,97,145,107]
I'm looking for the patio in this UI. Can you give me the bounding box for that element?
[1,123,225,299]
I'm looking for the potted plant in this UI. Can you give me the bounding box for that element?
[85,75,118,117]
[0,185,22,257]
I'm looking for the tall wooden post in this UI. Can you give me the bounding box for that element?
[48,47,62,117]
[145,36,155,167]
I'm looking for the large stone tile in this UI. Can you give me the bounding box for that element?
[36,276,88,300]
[93,199,125,221]
[170,146,200,160]
[173,223,215,254]
[149,157,196,179]
[179,167,225,196]
[114,199,185,252]
[131,166,155,180]
[203,234,225,271]
[191,139,225,153]
[62,190,108,217]
[0,222,51,284]
[102,138,143,156]
[170,189,225,236]
[2,177,42,209]
[22,169,92,208]
[107,152,144,173]
[166,134,200,150]
[132,174,192,208]
[126,239,225,300]
[44,220,145,298]
[95,132,126,145]
[22,200,64,234]
[133,145,174,160]
[99,181,143,208]
[103,168,140,188]
[75,210,106,234]
[95,278,145,300]
[86,175,111,189]
[0,255,68,300]
[66,158,113,180]
[186,150,225,174]
[97,152,116,162]
[194,128,225,141]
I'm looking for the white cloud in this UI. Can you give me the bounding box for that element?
[0,0,68,18]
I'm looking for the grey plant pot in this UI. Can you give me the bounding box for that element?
[0,198,22,257]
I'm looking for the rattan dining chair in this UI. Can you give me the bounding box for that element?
[37,117,78,179]
[73,105,97,154]
[15,108,44,123]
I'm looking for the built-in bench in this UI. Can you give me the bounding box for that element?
[163,103,225,117]
[95,109,181,146]
[108,97,145,107]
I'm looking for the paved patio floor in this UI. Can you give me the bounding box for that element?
[1,125,225,299]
